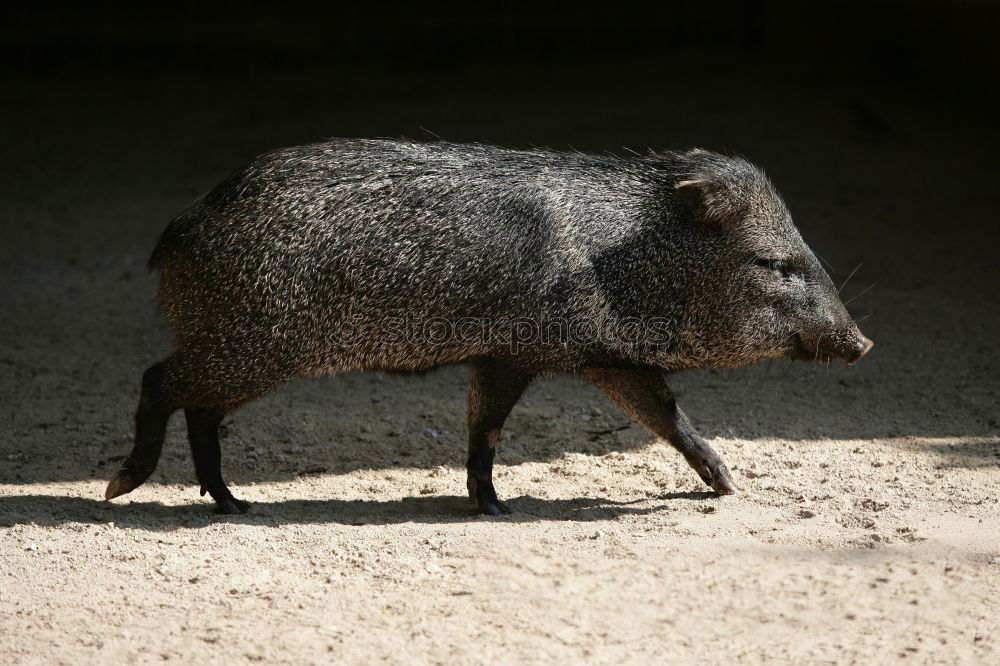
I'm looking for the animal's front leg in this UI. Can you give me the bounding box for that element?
[466,359,533,515]
[582,367,739,495]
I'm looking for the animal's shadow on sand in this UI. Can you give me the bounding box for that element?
[0,491,714,529]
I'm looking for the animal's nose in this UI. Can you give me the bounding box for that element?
[846,334,874,365]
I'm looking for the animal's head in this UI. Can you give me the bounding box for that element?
[672,151,872,368]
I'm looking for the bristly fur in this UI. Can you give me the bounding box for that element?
[147,138,862,409]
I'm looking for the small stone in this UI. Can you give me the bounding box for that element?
[798,509,816,519]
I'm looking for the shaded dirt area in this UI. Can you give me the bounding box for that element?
[1,23,999,664]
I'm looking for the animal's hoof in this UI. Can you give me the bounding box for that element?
[469,477,512,516]
[711,472,739,496]
[105,470,140,500]
[214,498,251,515]
[696,460,739,496]
[478,499,512,516]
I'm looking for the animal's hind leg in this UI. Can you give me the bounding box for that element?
[106,360,180,500]
[466,359,533,516]
[185,407,249,515]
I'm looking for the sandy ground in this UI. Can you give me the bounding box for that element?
[1,50,998,664]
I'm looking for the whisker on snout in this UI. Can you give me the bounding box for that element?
[814,250,837,275]
[843,279,881,306]
[755,358,775,391]
[838,262,862,294]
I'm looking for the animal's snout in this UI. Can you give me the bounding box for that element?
[845,333,874,365]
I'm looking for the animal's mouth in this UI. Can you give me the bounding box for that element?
[786,332,818,361]
[786,331,874,365]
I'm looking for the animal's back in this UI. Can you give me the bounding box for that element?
[148,139,663,375]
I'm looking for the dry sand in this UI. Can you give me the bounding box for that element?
[1,54,998,664]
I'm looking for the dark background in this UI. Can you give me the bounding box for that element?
[1,2,997,484]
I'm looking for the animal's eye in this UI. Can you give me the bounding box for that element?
[753,257,792,277]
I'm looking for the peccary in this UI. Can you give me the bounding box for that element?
[105,139,873,515]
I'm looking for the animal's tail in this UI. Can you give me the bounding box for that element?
[147,188,215,271]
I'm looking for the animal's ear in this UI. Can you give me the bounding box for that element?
[674,179,737,229]
[674,180,708,209]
